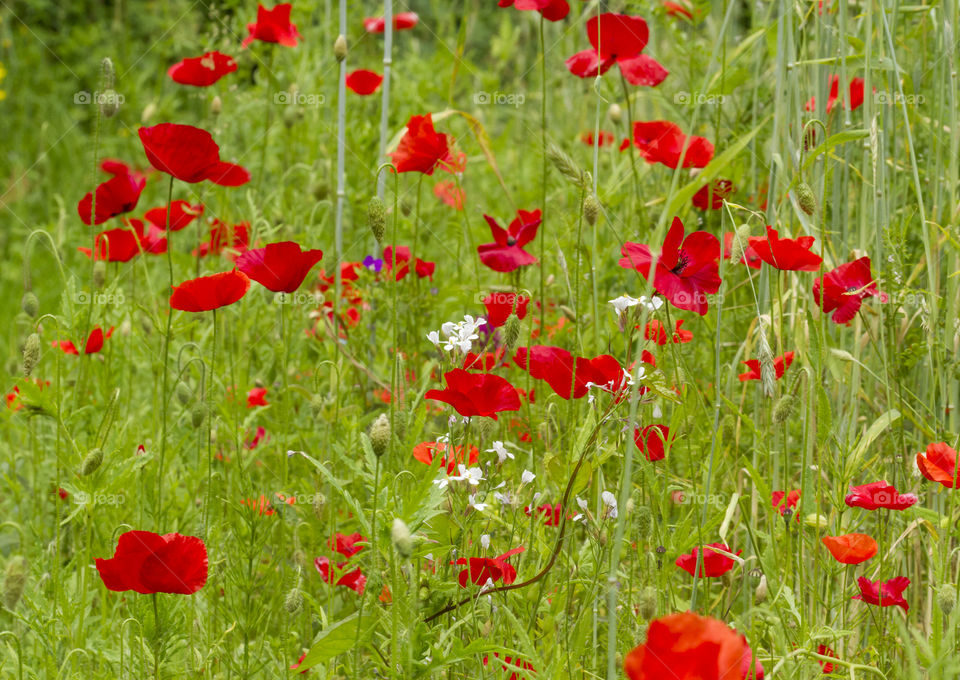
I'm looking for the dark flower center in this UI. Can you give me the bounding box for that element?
[506,236,517,246]
[671,251,690,275]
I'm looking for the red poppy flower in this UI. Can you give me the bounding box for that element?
[748,226,823,271]
[624,611,750,680]
[739,351,794,382]
[525,503,564,527]
[477,209,541,273]
[692,179,736,210]
[822,533,877,565]
[345,69,383,95]
[812,256,879,324]
[170,269,250,312]
[364,12,419,33]
[498,0,570,21]
[808,645,837,674]
[412,441,480,475]
[723,232,762,269]
[95,530,208,595]
[426,369,521,419]
[55,325,114,355]
[245,425,268,450]
[580,130,616,147]
[240,494,276,516]
[484,653,537,680]
[246,387,268,408]
[852,576,909,611]
[916,442,959,488]
[314,556,365,594]
[844,481,917,510]
[433,181,465,210]
[634,424,670,461]
[453,546,524,588]
[79,226,144,262]
[235,241,324,293]
[100,158,142,178]
[329,532,366,558]
[77,170,146,225]
[194,220,250,258]
[772,489,801,517]
[242,3,301,48]
[139,123,248,187]
[390,114,455,175]
[619,216,721,315]
[168,51,237,86]
[514,346,626,400]
[144,201,205,231]
[483,293,530,327]
[463,349,509,372]
[644,319,692,345]
[624,121,713,168]
[415,259,435,280]
[382,245,434,281]
[566,13,668,87]
[131,218,169,255]
[663,1,694,19]
[804,75,866,113]
[675,543,740,578]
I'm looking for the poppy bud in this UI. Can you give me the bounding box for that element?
[2,556,27,610]
[720,414,736,441]
[284,586,303,614]
[211,95,222,116]
[22,333,41,377]
[140,314,153,336]
[283,104,303,128]
[175,381,193,406]
[100,57,115,90]
[119,319,131,336]
[93,260,107,288]
[728,224,752,264]
[310,394,325,418]
[796,182,817,215]
[400,200,412,217]
[608,103,622,124]
[312,181,330,201]
[369,413,391,457]
[475,416,496,441]
[80,447,103,476]
[937,585,956,615]
[634,505,652,541]
[191,404,206,428]
[334,34,348,62]
[21,291,39,318]
[391,518,413,559]
[754,574,768,603]
[502,313,522,355]
[480,619,493,637]
[99,89,120,118]
[368,197,386,243]
[639,586,657,619]
[583,194,600,226]
[772,394,797,424]
[546,143,591,190]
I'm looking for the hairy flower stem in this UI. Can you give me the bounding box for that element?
[538,15,547,331]
[157,174,175,522]
[618,69,641,219]
[334,1,347,343]
[376,0,393,200]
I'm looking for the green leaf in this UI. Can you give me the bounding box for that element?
[297,613,360,669]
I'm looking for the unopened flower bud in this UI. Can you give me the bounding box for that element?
[502,313,522,354]
[100,58,115,90]
[937,584,956,616]
[639,585,657,619]
[369,413,391,457]
[755,574,768,603]
[392,518,413,559]
[191,404,206,428]
[334,35,348,62]
[93,260,107,288]
[2,556,27,610]
[80,447,103,476]
[175,382,193,406]
[211,95,222,116]
[310,394,325,418]
[99,89,120,118]
[634,505,652,541]
[140,314,154,336]
[22,333,41,377]
[583,194,600,226]
[796,182,817,215]
[368,197,386,243]
[21,291,39,318]
[608,103,623,124]
[141,102,157,123]
[284,586,303,613]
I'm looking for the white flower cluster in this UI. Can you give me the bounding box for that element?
[608,294,663,318]
[427,314,486,354]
